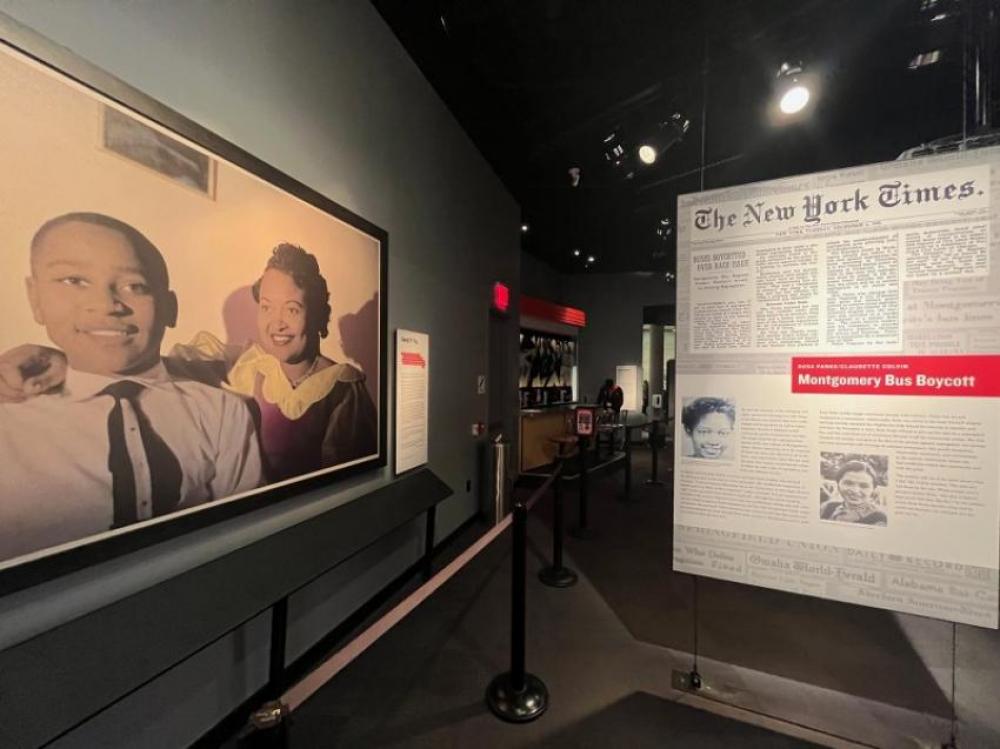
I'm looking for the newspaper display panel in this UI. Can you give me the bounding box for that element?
[674,147,1000,627]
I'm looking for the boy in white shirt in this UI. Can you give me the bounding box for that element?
[0,212,263,563]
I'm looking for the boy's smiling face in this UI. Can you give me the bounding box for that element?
[26,220,176,376]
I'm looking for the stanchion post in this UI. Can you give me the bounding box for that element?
[622,423,633,501]
[539,462,578,587]
[267,598,289,700]
[511,499,526,690]
[422,505,436,582]
[570,436,594,538]
[646,419,664,487]
[241,601,291,744]
[486,499,549,722]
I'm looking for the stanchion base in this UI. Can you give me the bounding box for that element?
[539,565,578,587]
[238,700,289,748]
[485,672,549,723]
[569,525,596,539]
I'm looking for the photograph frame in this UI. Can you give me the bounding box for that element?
[0,12,389,595]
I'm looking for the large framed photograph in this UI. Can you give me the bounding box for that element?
[0,19,387,591]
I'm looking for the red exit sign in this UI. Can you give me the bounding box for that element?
[493,282,510,312]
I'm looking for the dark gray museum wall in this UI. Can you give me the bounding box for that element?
[564,272,672,403]
[520,250,566,301]
[0,1,519,747]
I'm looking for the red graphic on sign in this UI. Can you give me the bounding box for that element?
[401,352,426,368]
[791,355,1000,397]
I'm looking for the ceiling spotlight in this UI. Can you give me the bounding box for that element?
[572,248,581,257]
[909,50,943,69]
[636,113,690,168]
[586,255,596,263]
[521,223,529,233]
[656,217,673,240]
[774,61,815,120]
[779,85,810,114]
[603,129,628,168]
[658,112,690,148]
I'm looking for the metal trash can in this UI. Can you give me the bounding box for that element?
[490,433,511,525]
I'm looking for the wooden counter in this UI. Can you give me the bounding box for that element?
[519,406,574,471]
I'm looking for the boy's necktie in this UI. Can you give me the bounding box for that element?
[101,381,183,528]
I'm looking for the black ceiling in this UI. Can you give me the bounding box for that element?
[373,0,979,274]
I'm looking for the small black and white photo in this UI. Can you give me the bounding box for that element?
[681,396,736,461]
[819,452,888,527]
[103,107,215,196]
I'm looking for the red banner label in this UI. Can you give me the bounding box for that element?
[791,355,1000,397]
[400,352,426,368]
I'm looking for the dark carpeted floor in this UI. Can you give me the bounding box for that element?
[535,442,952,718]
[277,445,825,748]
[531,691,818,749]
[269,439,952,746]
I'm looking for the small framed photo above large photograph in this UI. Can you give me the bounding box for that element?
[102,107,217,198]
[0,20,388,591]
